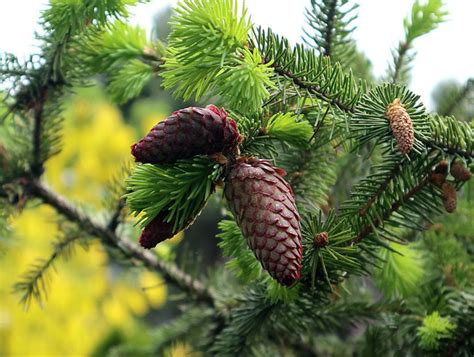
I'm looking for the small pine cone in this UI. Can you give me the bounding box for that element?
[386,98,414,155]
[450,161,471,182]
[139,202,207,249]
[429,173,446,188]
[139,212,176,249]
[441,182,457,213]
[314,232,329,248]
[131,105,241,164]
[224,158,302,286]
[434,160,449,175]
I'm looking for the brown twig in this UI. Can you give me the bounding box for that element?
[26,179,216,306]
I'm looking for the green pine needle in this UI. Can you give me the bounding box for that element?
[375,242,426,299]
[417,311,456,350]
[265,112,313,149]
[125,157,221,230]
[404,0,447,43]
[107,59,153,104]
[351,84,431,154]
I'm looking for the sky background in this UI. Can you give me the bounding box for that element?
[0,0,473,109]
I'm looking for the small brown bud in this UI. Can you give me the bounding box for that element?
[450,161,471,182]
[386,98,414,155]
[441,182,457,213]
[314,232,329,248]
[428,172,446,188]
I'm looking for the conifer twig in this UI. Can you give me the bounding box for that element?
[270,63,355,113]
[440,79,473,116]
[25,179,216,306]
[353,175,430,243]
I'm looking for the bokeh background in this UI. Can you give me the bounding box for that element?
[0,1,473,355]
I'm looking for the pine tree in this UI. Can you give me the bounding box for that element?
[1,0,473,355]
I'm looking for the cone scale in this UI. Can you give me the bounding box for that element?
[386,98,414,155]
[131,105,241,164]
[224,158,303,286]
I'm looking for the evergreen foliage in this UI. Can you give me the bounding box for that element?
[1,0,473,355]
[303,0,358,66]
[387,0,447,84]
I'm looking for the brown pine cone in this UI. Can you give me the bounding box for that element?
[386,98,414,155]
[224,158,302,286]
[131,105,241,164]
[139,201,207,249]
[441,182,457,213]
[139,212,176,249]
[450,161,471,182]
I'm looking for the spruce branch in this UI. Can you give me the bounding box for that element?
[24,179,216,306]
[423,114,474,159]
[352,172,431,243]
[388,0,447,84]
[436,78,474,117]
[303,0,358,65]
[13,231,86,309]
[251,27,365,115]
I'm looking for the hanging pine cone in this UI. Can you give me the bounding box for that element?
[224,158,302,286]
[450,161,471,182]
[139,212,176,249]
[131,105,241,164]
[139,202,207,249]
[441,182,457,213]
[386,98,414,155]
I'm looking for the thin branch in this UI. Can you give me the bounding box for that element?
[31,97,45,177]
[14,233,83,308]
[358,160,405,216]
[271,63,355,113]
[322,0,338,57]
[390,42,410,84]
[421,138,474,160]
[107,197,126,232]
[25,179,216,306]
[441,78,474,116]
[353,175,430,243]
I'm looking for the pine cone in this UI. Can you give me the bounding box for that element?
[429,173,446,188]
[131,105,241,164]
[139,202,207,249]
[386,98,414,155]
[450,161,471,182]
[139,212,176,249]
[429,160,449,187]
[441,182,457,213]
[224,158,302,286]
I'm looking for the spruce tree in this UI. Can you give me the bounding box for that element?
[1,0,473,355]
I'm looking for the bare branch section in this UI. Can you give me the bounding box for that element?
[25,179,216,306]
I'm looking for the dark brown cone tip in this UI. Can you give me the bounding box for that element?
[224,158,303,286]
[139,213,175,249]
[131,105,241,164]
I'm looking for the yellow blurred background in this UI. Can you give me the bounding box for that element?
[0,85,190,356]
